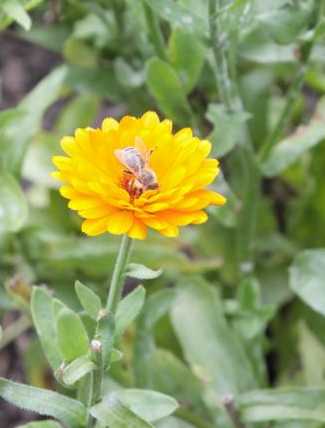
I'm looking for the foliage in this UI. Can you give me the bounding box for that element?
[1,0,325,427]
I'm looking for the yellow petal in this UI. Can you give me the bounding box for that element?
[128,218,147,240]
[106,211,134,235]
[60,137,77,156]
[82,218,108,236]
[159,225,179,238]
[102,117,119,132]
[141,111,160,128]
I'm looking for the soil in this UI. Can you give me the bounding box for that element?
[0,31,60,428]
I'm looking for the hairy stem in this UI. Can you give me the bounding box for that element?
[87,235,133,427]
[208,0,259,274]
[106,234,133,313]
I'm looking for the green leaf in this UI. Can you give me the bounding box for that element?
[0,377,86,427]
[146,57,193,125]
[2,0,32,30]
[114,58,145,89]
[0,66,66,175]
[257,2,313,45]
[75,280,102,320]
[155,417,195,428]
[62,355,96,386]
[115,286,146,337]
[261,99,325,177]
[0,172,28,234]
[134,289,175,388]
[147,349,205,411]
[107,389,178,422]
[64,37,98,68]
[18,422,62,428]
[238,387,325,423]
[56,307,89,362]
[290,249,325,316]
[127,264,162,280]
[170,278,256,398]
[90,394,154,428]
[168,29,205,93]
[31,287,62,371]
[206,103,251,157]
[55,93,100,136]
[143,0,206,36]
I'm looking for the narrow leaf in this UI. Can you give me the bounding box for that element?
[262,98,325,176]
[143,0,206,35]
[110,389,178,422]
[75,280,102,320]
[2,0,32,30]
[0,172,28,234]
[171,278,256,398]
[0,377,86,427]
[0,66,66,175]
[146,57,192,125]
[127,264,162,280]
[238,387,325,423]
[56,307,89,362]
[62,355,96,386]
[31,287,61,371]
[91,394,153,428]
[168,28,205,93]
[115,286,146,337]
[290,249,325,316]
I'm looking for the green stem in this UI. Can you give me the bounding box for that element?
[106,234,133,313]
[208,0,234,112]
[143,2,167,61]
[259,0,324,162]
[208,0,259,274]
[86,235,133,427]
[0,315,31,350]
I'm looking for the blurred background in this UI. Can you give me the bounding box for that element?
[1,1,325,427]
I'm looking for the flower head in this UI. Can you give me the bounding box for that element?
[52,112,226,240]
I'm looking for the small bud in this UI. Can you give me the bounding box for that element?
[55,362,66,381]
[91,339,102,353]
[6,275,32,304]
[97,308,108,321]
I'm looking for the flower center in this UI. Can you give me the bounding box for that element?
[114,142,159,200]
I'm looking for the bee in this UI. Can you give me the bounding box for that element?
[114,137,159,199]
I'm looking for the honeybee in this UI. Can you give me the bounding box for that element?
[114,137,159,199]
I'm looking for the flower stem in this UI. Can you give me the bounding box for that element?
[106,234,133,313]
[87,235,133,427]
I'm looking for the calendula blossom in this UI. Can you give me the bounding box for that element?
[52,112,226,240]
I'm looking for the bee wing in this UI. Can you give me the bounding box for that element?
[135,136,153,166]
[114,149,127,166]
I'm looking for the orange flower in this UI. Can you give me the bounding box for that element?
[52,112,225,240]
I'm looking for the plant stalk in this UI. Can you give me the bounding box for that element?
[106,234,133,313]
[87,235,133,427]
[208,0,259,274]
[259,0,325,162]
[222,394,247,428]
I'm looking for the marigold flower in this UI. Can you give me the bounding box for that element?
[52,112,226,240]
